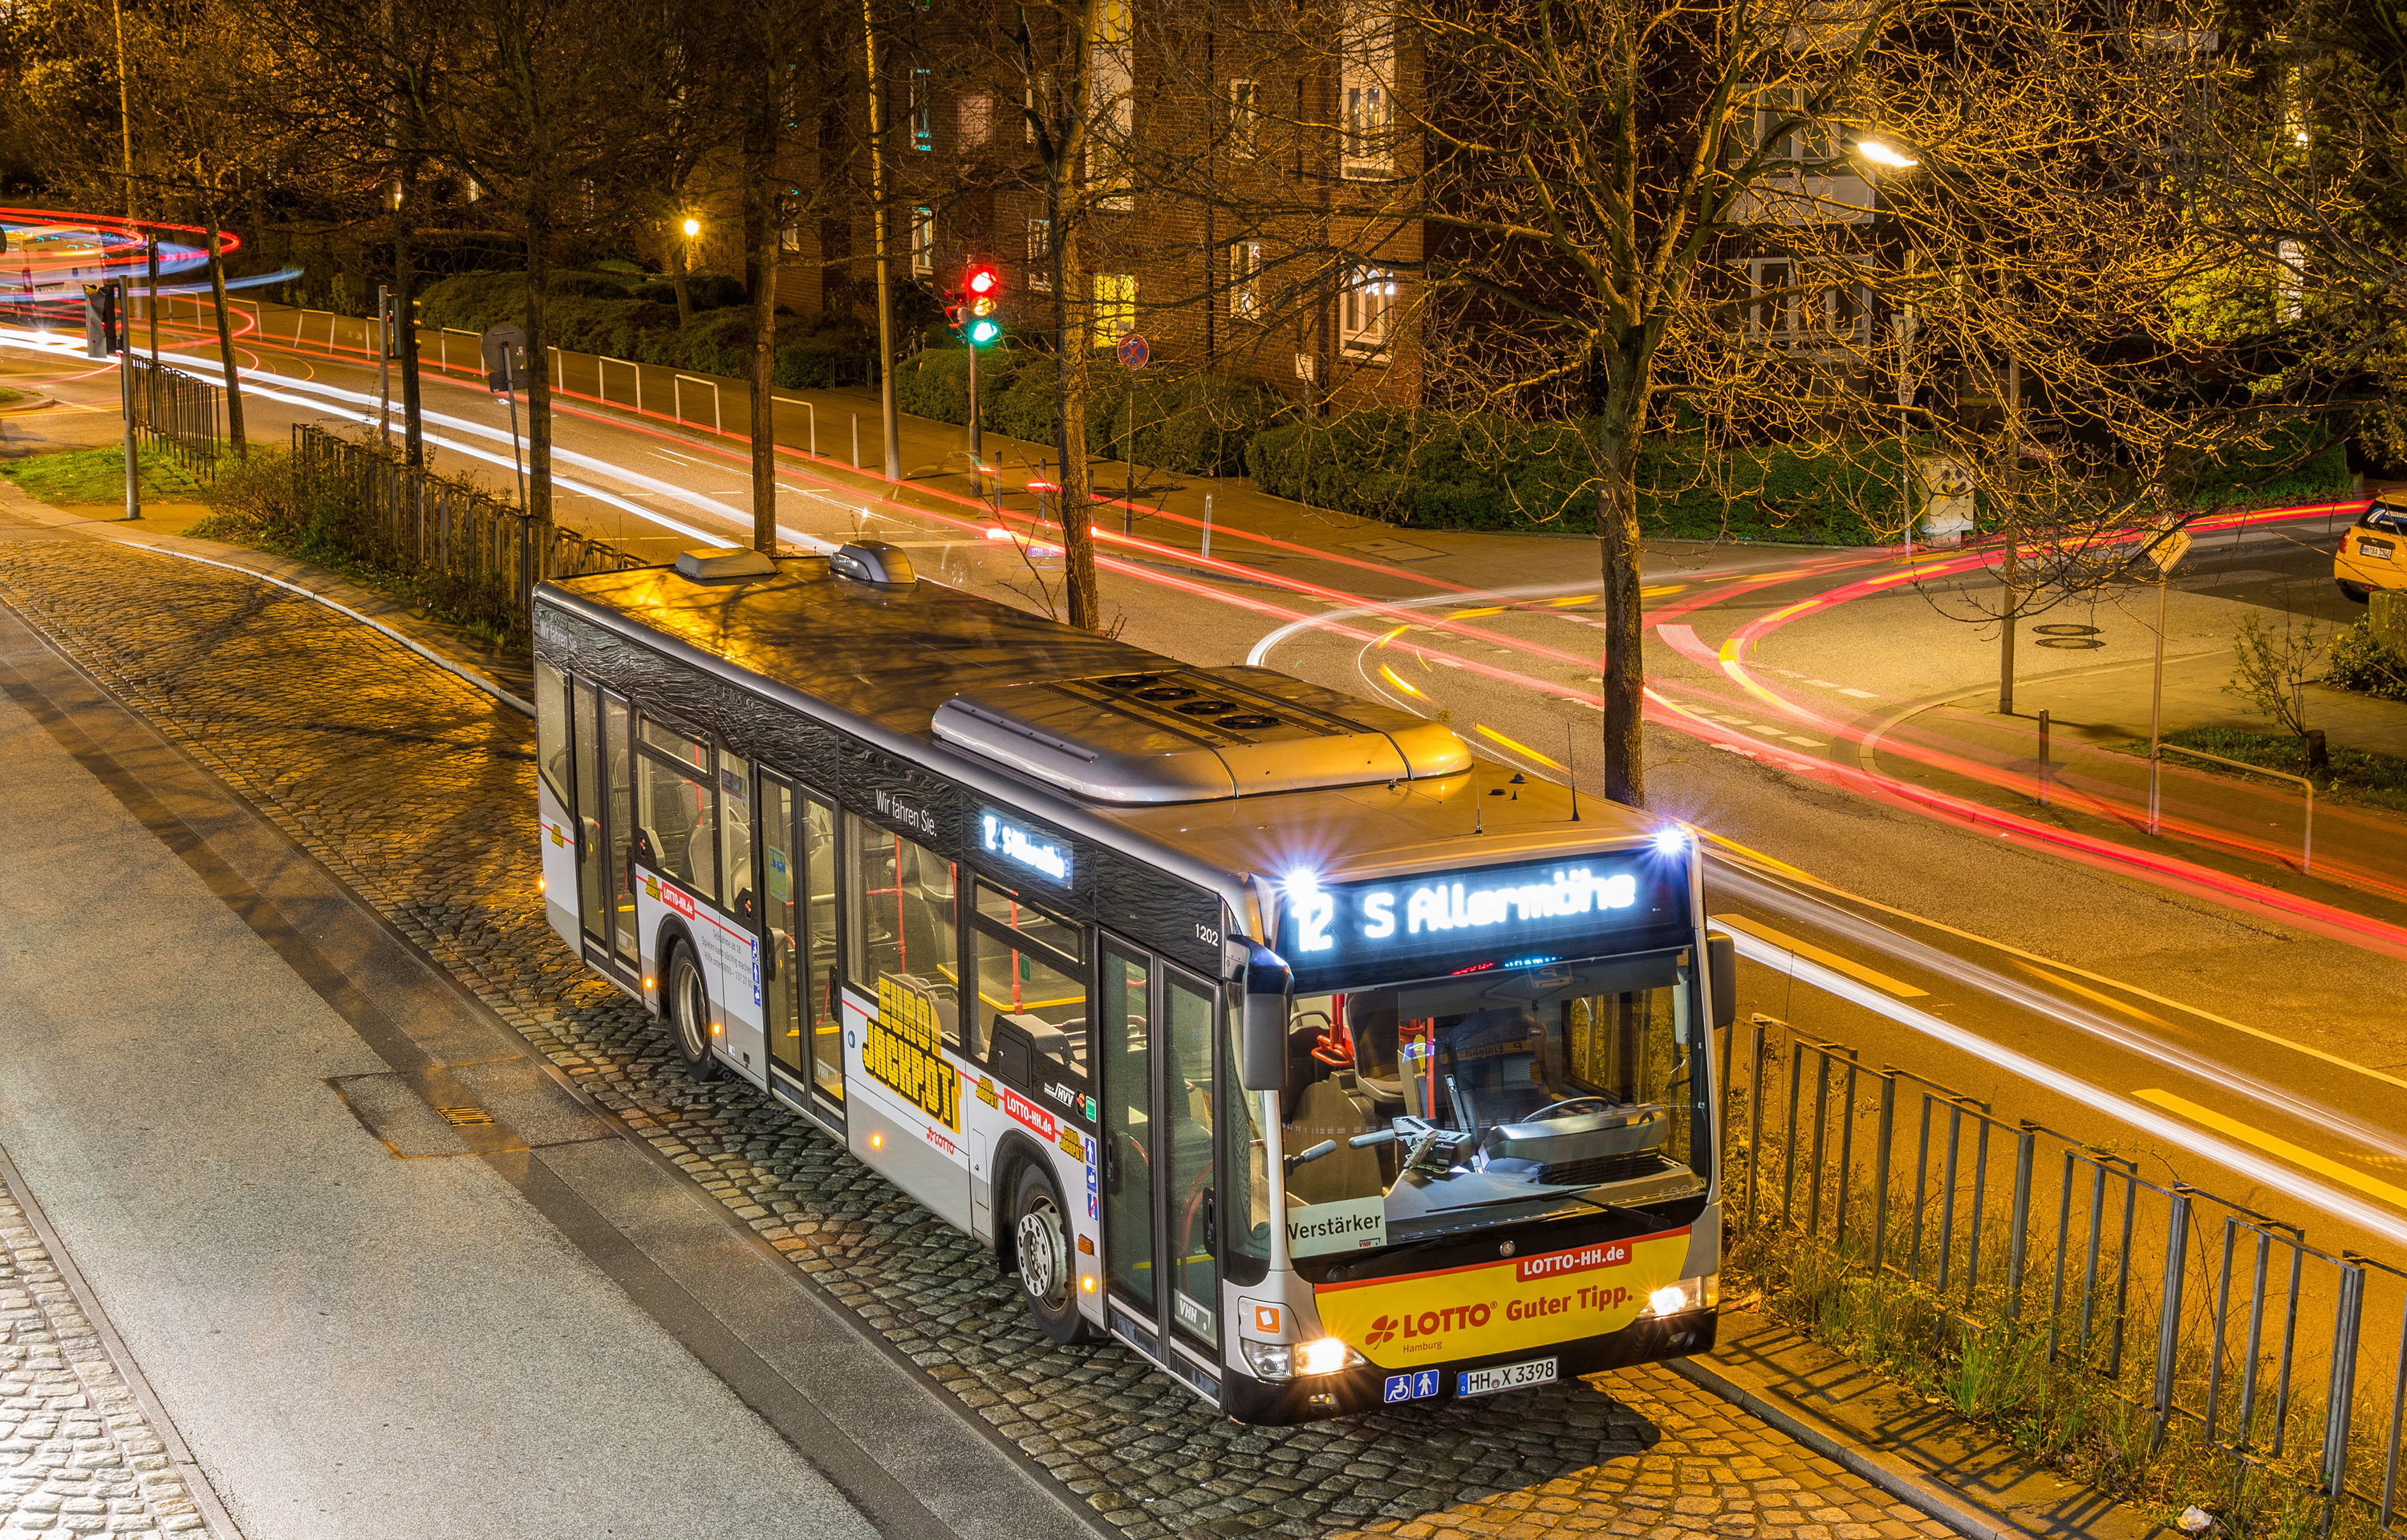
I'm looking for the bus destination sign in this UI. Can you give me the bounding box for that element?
[1277,849,1682,989]
[980,807,1073,886]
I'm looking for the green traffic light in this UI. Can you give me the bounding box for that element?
[968,319,1001,345]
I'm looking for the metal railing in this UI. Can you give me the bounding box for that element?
[2157,742,2316,873]
[1730,1011,2406,1537]
[289,424,642,643]
[128,358,221,482]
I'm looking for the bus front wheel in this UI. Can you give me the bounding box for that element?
[1010,1165,1092,1343]
[667,942,722,1082]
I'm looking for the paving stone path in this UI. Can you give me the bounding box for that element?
[0,1179,205,1538]
[0,535,1959,1540]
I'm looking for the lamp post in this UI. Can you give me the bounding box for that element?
[1852,136,1922,561]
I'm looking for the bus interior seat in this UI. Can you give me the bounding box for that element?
[1343,995,1409,1114]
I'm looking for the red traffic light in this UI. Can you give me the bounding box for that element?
[965,265,1000,298]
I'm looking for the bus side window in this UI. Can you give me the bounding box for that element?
[718,752,753,919]
[636,717,718,902]
[846,817,958,1038]
[533,659,571,808]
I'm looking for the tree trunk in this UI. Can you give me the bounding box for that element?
[203,192,246,459]
[1596,437,1644,809]
[524,201,554,557]
[1054,207,1099,630]
[742,119,780,554]
[396,159,424,469]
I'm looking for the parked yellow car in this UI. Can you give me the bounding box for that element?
[2337,493,2407,602]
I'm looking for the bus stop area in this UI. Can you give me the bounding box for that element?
[0,483,2011,1537]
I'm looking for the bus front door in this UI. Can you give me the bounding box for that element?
[1098,940,1223,1376]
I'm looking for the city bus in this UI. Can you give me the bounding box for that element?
[528,540,1733,1424]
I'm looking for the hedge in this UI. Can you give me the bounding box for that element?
[895,346,1289,477]
[1244,408,1909,542]
[412,270,875,387]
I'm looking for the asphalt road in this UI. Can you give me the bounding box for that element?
[8,311,2404,1283]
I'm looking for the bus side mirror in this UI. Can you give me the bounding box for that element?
[1707,932,1736,1030]
[1240,946,1291,1092]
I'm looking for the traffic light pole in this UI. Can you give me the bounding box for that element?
[118,279,138,523]
[968,341,981,462]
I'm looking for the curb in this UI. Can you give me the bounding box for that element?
[1666,1352,2034,1540]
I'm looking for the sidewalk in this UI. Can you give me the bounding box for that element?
[1678,1315,2174,1540]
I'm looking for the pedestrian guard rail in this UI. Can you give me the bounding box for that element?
[128,359,221,483]
[290,424,641,644]
[1728,1011,2407,1537]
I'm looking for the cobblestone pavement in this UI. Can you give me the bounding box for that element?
[0,1177,205,1537]
[0,535,1960,1540]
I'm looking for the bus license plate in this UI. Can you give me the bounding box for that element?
[1457,1358,1557,1397]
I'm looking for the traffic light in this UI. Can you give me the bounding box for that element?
[82,282,120,359]
[963,262,1002,346]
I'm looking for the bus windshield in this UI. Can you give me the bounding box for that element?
[1277,985,1706,1240]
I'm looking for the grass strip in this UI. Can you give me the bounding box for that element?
[2110,724,2407,817]
[0,442,206,502]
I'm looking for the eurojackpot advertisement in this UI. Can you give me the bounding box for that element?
[1312,1227,1692,1368]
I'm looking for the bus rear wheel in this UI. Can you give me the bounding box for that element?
[667,942,721,1082]
[1010,1165,1092,1343]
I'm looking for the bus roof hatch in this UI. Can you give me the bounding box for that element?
[931,666,1470,804]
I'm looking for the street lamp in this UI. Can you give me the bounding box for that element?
[682,217,701,239]
[1849,134,1927,558]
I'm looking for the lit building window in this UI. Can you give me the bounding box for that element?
[1229,79,1260,158]
[1230,241,1263,319]
[960,91,993,148]
[911,69,934,152]
[1340,5,1394,179]
[1090,0,1135,208]
[1338,265,1394,353]
[1028,218,1053,291]
[1093,273,1137,347]
[911,207,936,276]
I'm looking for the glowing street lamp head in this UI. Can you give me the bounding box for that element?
[1853,138,1920,169]
[681,217,701,237]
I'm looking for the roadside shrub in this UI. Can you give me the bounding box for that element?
[1246,410,1905,541]
[2329,617,2407,701]
[2180,422,2356,510]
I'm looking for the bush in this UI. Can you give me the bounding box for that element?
[2329,618,2407,701]
[2180,422,2356,511]
[895,348,1285,476]
[1245,410,1905,541]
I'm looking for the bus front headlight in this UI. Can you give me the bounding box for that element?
[1643,1275,1718,1318]
[1241,1336,1364,1381]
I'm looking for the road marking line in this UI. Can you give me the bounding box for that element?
[1711,914,1930,997]
[2016,963,2183,1034]
[1784,736,1825,747]
[1839,687,1877,699]
[1763,873,2407,1097]
[2135,1089,2407,1213]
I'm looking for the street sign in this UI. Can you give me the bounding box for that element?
[2139,527,2192,579]
[481,322,528,393]
[1117,331,1149,371]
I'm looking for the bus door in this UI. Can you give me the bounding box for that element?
[570,680,610,955]
[1098,939,1224,1376]
[602,691,638,971]
[760,772,843,1124]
